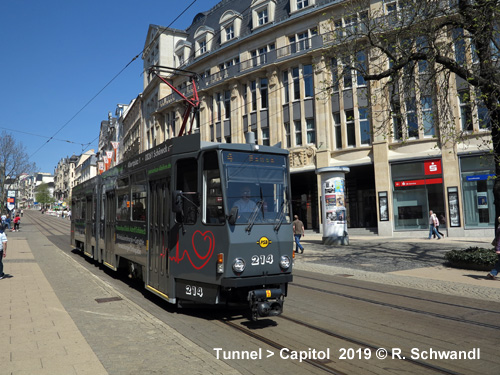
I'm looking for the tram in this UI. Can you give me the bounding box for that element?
[71,133,293,320]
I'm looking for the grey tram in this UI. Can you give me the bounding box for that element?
[71,134,293,320]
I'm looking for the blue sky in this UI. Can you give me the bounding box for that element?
[0,0,220,173]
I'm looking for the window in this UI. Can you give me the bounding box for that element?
[303,64,314,98]
[224,90,231,120]
[297,0,309,9]
[176,159,198,225]
[252,1,276,29]
[333,112,342,149]
[406,98,419,138]
[356,51,367,86]
[131,184,147,222]
[292,67,300,100]
[283,70,289,103]
[203,151,224,224]
[331,58,339,92]
[284,122,291,147]
[216,93,222,121]
[199,39,207,54]
[359,108,371,145]
[194,26,214,57]
[421,96,434,136]
[250,44,273,67]
[391,101,403,141]
[295,120,302,146]
[306,118,316,144]
[458,90,472,132]
[343,58,353,88]
[262,128,270,145]
[260,78,268,109]
[220,10,243,44]
[258,9,268,25]
[225,25,234,41]
[251,81,257,111]
[346,110,355,146]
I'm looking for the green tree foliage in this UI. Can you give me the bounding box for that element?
[324,0,500,219]
[35,183,54,208]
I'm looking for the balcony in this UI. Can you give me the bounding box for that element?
[157,34,324,112]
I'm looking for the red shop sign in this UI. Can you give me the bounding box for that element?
[424,159,442,175]
[395,178,443,188]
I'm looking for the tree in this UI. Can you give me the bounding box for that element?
[0,131,37,210]
[35,183,54,209]
[323,0,500,222]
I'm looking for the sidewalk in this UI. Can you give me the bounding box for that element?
[0,215,241,375]
[0,236,107,375]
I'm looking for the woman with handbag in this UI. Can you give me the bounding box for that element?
[487,216,500,280]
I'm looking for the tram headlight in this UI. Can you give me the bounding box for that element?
[232,258,246,273]
[280,255,291,270]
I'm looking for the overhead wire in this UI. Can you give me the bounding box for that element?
[26,0,201,161]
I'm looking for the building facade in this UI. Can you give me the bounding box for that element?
[130,0,495,238]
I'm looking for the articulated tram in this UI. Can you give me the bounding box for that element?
[71,134,293,320]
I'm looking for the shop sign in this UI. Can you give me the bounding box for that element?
[424,159,442,175]
[395,178,443,187]
[466,174,495,181]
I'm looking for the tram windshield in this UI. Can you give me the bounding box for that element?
[222,151,291,225]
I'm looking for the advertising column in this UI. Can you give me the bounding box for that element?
[316,167,350,245]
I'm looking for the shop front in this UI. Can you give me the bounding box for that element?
[459,154,495,229]
[391,159,445,231]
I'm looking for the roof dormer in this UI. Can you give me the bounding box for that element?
[194,25,215,57]
[251,0,276,30]
[220,10,243,44]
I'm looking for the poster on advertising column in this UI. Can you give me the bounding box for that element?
[323,177,346,228]
[317,166,350,245]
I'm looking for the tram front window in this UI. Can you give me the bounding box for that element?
[223,152,290,225]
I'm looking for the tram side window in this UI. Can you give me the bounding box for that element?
[203,151,224,224]
[117,190,130,221]
[176,158,198,225]
[116,177,130,221]
[132,184,147,221]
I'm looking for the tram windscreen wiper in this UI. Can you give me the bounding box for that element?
[246,200,264,232]
[274,201,286,232]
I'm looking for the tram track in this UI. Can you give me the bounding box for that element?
[292,274,500,330]
[219,313,461,375]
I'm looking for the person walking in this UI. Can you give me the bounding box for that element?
[487,216,500,280]
[433,213,445,238]
[428,210,442,239]
[293,215,305,253]
[0,225,8,280]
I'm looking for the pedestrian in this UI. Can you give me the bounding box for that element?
[13,215,20,231]
[0,225,8,280]
[433,213,445,238]
[487,216,500,280]
[20,209,23,217]
[293,215,305,253]
[428,210,442,239]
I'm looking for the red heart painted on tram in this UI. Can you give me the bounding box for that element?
[190,230,215,269]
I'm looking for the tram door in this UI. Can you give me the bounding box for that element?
[84,196,93,257]
[104,191,116,269]
[148,178,169,292]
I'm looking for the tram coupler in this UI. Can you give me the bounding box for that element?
[248,288,284,321]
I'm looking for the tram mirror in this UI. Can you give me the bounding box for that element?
[173,190,183,214]
[228,206,238,225]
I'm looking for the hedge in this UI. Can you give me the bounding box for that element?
[444,247,498,271]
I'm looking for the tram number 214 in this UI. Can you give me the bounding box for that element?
[185,285,204,298]
[251,254,273,266]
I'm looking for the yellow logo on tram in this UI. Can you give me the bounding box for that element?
[257,236,272,248]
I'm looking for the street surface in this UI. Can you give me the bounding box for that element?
[1,210,499,374]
